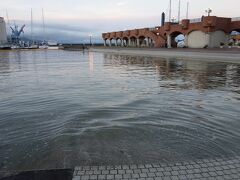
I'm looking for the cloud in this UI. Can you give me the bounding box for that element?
[116,1,128,6]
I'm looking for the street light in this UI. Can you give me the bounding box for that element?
[205,8,212,16]
[171,16,176,23]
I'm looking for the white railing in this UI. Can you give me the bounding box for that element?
[232,17,240,21]
[149,27,156,31]
[190,18,202,23]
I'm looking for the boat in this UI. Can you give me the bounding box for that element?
[47,41,59,50]
[39,44,48,49]
[0,44,11,50]
[26,44,39,49]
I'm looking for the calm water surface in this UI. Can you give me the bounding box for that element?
[0,50,240,171]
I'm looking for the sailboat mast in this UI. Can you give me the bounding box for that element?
[178,0,181,23]
[169,0,172,22]
[42,8,46,43]
[186,1,189,19]
[31,8,33,44]
[5,10,10,28]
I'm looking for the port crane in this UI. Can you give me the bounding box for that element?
[10,24,25,45]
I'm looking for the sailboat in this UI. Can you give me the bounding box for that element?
[39,8,48,49]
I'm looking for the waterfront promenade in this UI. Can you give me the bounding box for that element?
[73,156,240,180]
[91,47,240,62]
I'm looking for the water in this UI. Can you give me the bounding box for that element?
[0,50,240,172]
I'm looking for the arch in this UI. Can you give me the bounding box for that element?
[187,30,208,48]
[116,38,122,46]
[129,36,137,47]
[231,29,240,33]
[229,29,240,46]
[209,30,228,48]
[138,36,147,47]
[122,37,129,47]
[170,31,185,48]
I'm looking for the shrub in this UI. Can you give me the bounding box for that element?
[228,42,233,46]
[220,42,225,46]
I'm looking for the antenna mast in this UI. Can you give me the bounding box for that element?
[169,0,172,22]
[186,1,189,19]
[178,0,181,23]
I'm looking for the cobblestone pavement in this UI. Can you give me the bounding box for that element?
[72,156,240,180]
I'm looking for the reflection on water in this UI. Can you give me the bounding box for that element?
[0,50,240,172]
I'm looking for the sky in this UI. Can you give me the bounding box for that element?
[0,0,239,43]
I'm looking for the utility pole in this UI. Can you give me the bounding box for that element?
[178,0,181,23]
[169,0,172,22]
[186,1,189,19]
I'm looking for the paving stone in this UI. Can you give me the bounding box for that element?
[122,165,129,169]
[148,172,156,177]
[171,171,179,176]
[139,173,148,178]
[172,166,180,171]
[132,173,140,178]
[93,170,101,175]
[97,174,106,180]
[153,171,163,177]
[114,174,122,179]
[89,175,97,180]
[123,173,132,179]
[118,169,125,174]
[137,164,145,168]
[80,175,89,180]
[98,166,106,170]
[142,168,150,173]
[171,176,179,180]
[130,165,138,169]
[149,168,157,172]
[72,176,80,180]
[102,170,109,175]
[110,170,118,174]
[125,169,133,174]
[133,169,141,174]
[107,174,114,179]
[152,163,161,168]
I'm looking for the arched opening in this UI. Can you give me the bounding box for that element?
[187,30,207,48]
[129,36,137,47]
[138,36,147,47]
[116,38,122,46]
[230,29,240,46]
[148,37,155,47]
[109,38,113,46]
[170,31,185,48]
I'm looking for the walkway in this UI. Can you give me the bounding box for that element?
[72,156,240,180]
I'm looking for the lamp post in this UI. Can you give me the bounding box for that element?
[89,34,92,46]
[171,17,176,23]
[205,8,212,16]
